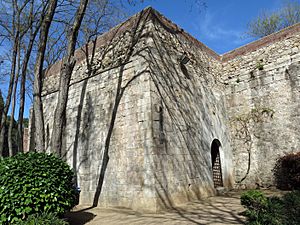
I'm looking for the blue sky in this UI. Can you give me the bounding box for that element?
[131,0,284,54]
[0,0,290,118]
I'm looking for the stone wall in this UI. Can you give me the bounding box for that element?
[36,6,300,211]
[41,9,161,211]
[222,23,300,188]
[145,11,234,209]
[39,8,234,211]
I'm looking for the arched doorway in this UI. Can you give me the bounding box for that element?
[211,139,223,187]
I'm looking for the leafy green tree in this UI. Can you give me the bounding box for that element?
[247,0,300,38]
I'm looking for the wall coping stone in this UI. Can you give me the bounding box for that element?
[44,7,300,77]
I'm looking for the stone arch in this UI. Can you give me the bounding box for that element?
[211,139,223,187]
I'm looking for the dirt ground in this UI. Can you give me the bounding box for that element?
[65,191,246,225]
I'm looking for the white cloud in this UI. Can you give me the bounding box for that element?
[194,10,253,50]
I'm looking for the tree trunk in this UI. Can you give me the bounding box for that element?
[8,43,20,156]
[0,32,19,155]
[33,0,58,152]
[51,0,89,157]
[0,90,4,119]
[18,22,41,153]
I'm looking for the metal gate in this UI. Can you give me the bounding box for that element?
[211,140,223,188]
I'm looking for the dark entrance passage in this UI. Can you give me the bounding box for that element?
[211,139,223,187]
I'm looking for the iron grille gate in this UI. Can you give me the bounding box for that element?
[212,153,223,187]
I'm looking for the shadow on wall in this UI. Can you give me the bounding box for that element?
[69,15,137,188]
[66,8,153,208]
[140,13,231,210]
[63,8,232,211]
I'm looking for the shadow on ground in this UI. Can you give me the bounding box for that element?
[65,192,246,225]
[65,208,96,225]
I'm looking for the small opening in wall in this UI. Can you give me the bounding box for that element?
[211,139,223,188]
[179,52,191,79]
[179,52,190,65]
[180,63,191,79]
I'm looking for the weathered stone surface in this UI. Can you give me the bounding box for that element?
[30,7,300,211]
[222,30,300,188]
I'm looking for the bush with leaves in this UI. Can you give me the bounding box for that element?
[241,190,283,225]
[273,152,300,190]
[14,213,68,225]
[241,190,300,225]
[282,191,300,224]
[0,152,77,224]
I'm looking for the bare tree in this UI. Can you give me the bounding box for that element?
[0,0,22,154]
[247,11,281,38]
[0,0,207,156]
[49,0,205,156]
[33,0,58,152]
[8,39,20,156]
[0,0,46,154]
[51,0,89,156]
[281,0,300,27]
[17,0,44,153]
[50,0,138,156]
[8,0,35,155]
[0,90,4,119]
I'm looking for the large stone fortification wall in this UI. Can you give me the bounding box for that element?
[36,6,300,211]
[144,12,234,209]
[39,8,234,211]
[41,9,160,210]
[222,23,300,188]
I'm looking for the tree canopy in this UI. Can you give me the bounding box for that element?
[246,0,300,38]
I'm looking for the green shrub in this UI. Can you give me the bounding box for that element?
[241,190,300,225]
[14,213,68,225]
[273,152,300,190]
[241,190,282,224]
[0,152,77,224]
[241,190,268,210]
[281,191,300,225]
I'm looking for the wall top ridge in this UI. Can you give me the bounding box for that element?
[221,22,300,62]
[44,7,300,78]
[44,7,154,77]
